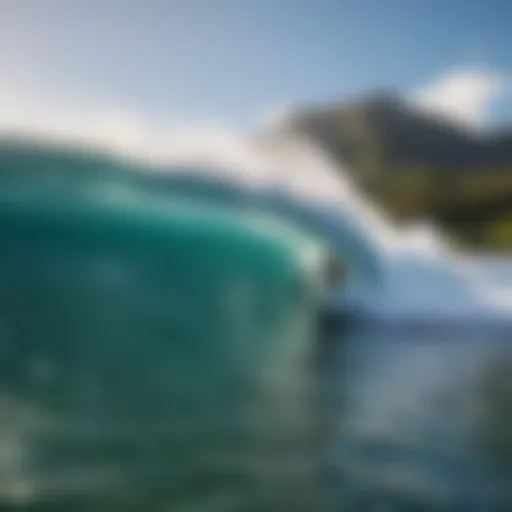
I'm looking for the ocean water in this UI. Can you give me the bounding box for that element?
[1,136,512,510]
[325,324,512,511]
[0,205,335,511]
[2,311,512,510]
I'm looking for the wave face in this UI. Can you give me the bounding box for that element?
[0,145,334,509]
[2,133,512,323]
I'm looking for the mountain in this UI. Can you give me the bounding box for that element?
[281,93,512,250]
[285,93,512,170]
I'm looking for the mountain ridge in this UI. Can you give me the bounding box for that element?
[278,93,512,250]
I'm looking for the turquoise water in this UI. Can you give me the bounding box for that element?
[1,256,512,510]
[0,250,334,510]
[4,263,512,512]
[0,188,337,511]
[0,141,339,510]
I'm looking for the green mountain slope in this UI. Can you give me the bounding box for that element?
[285,94,512,250]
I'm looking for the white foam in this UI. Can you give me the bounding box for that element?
[250,132,512,323]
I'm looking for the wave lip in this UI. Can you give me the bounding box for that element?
[327,250,512,325]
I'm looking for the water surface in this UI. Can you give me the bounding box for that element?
[328,324,512,510]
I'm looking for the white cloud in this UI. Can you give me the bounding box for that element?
[410,68,510,131]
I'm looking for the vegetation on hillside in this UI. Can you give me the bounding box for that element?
[288,94,512,251]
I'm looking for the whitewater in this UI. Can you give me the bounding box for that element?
[271,134,512,324]
[167,127,512,325]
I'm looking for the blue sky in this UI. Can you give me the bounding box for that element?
[0,0,511,131]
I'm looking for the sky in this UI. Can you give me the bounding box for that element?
[0,0,511,154]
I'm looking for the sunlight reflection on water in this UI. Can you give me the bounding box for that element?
[328,325,512,510]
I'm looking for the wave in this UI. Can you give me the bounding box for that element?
[2,127,512,324]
